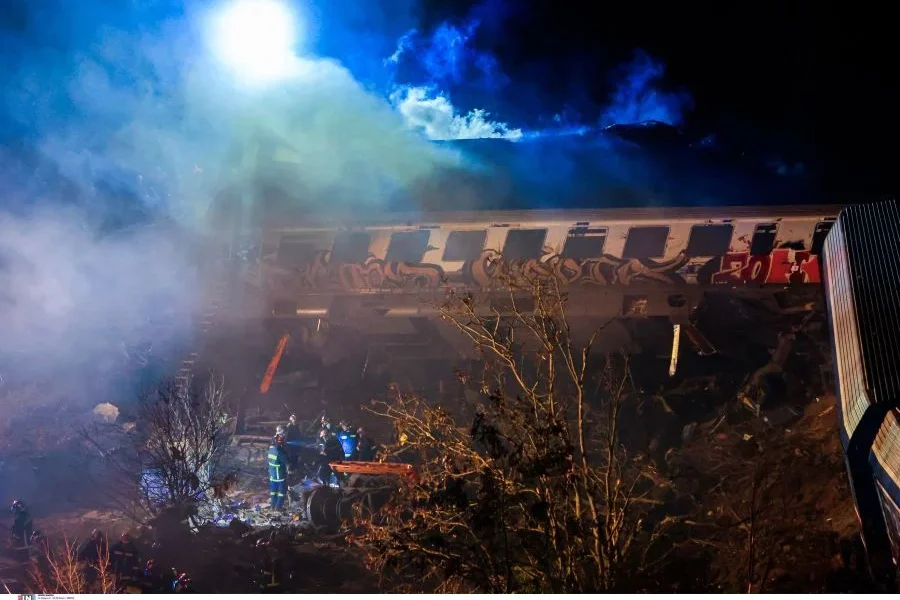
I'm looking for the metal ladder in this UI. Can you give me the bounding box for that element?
[174,255,232,396]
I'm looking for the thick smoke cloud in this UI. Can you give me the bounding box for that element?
[0,210,196,393]
[391,87,522,140]
[0,0,462,407]
[386,7,519,140]
[0,0,694,410]
[600,50,694,128]
[386,4,691,140]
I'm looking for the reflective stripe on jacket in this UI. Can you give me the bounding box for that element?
[267,444,288,482]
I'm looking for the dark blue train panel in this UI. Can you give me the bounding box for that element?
[823,198,900,585]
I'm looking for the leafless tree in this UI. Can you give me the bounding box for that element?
[28,536,118,594]
[352,272,676,592]
[83,374,236,526]
[136,376,234,518]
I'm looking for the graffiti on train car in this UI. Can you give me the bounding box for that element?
[708,249,821,285]
[261,249,691,294]
[464,250,689,287]
[258,246,821,295]
[302,251,445,291]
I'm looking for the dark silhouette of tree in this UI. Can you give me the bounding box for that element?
[353,272,676,592]
[83,375,235,527]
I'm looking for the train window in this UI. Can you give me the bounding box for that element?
[443,230,487,261]
[331,232,371,263]
[686,224,733,257]
[502,229,547,260]
[622,226,668,259]
[276,236,318,269]
[750,223,778,255]
[385,230,430,263]
[562,227,608,258]
[811,221,834,256]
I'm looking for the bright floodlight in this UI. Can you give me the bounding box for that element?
[209,0,300,85]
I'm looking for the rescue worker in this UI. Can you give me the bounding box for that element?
[315,428,345,484]
[77,529,109,586]
[284,414,301,469]
[77,529,108,565]
[320,414,333,434]
[274,425,292,473]
[267,433,289,510]
[356,427,377,462]
[143,559,158,586]
[171,568,192,593]
[336,424,359,460]
[9,500,33,546]
[285,414,300,440]
[110,532,140,578]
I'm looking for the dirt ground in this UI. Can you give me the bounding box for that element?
[667,394,868,592]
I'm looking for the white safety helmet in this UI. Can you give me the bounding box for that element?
[276,425,285,435]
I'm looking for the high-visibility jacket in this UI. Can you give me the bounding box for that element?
[267,444,288,482]
[337,431,358,459]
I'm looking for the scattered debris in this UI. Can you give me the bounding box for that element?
[709,415,726,435]
[92,402,119,423]
[669,323,681,377]
[764,405,802,428]
[682,323,718,356]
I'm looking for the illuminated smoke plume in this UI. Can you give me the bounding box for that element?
[600,50,694,127]
[384,6,690,139]
[385,29,418,66]
[386,6,517,140]
[0,0,697,411]
[0,0,458,408]
[391,86,522,140]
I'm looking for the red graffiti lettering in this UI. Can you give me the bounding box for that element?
[711,250,820,284]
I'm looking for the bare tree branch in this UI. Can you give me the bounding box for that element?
[352,267,675,593]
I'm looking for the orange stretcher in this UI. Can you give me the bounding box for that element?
[329,460,416,480]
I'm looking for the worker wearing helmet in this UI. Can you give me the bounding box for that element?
[283,415,300,469]
[267,433,289,510]
[315,428,344,484]
[77,529,108,564]
[357,427,376,462]
[9,500,33,547]
[336,425,359,460]
[111,532,140,578]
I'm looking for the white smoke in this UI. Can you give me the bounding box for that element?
[391,86,522,140]
[0,3,471,409]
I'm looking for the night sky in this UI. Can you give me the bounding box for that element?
[411,1,897,200]
[0,0,896,214]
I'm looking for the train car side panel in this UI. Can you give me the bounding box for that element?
[246,209,836,297]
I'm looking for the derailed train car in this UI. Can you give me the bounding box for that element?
[242,204,839,323]
[823,199,900,586]
[219,127,840,321]
[199,127,844,380]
